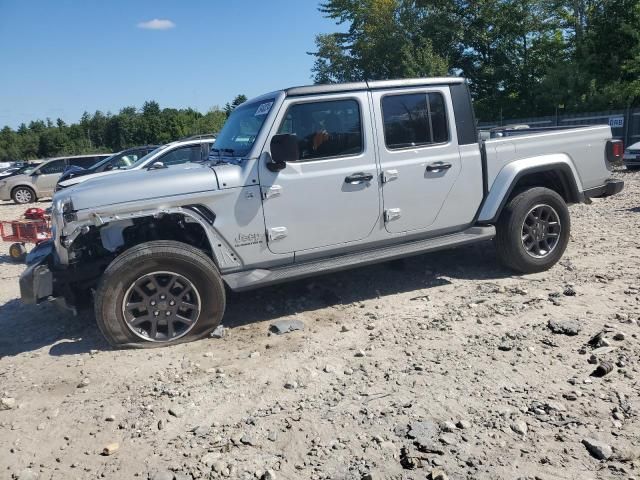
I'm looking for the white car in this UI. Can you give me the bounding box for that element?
[623,141,640,170]
[55,137,216,191]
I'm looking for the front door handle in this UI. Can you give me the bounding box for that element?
[426,162,452,172]
[344,172,374,184]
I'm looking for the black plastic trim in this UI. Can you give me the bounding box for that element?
[583,179,624,198]
[184,205,216,225]
[449,83,478,145]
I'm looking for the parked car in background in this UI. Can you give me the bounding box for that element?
[58,145,159,184]
[55,137,215,191]
[623,141,640,170]
[0,162,42,179]
[0,154,111,204]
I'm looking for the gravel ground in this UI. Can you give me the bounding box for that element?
[0,170,639,480]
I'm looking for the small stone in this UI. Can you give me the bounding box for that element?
[262,470,277,480]
[210,325,226,338]
[105,415,116,422]
[323,364,336,373]
[498,341,513,351]
[582,438,613,460]
[441,421,457,432]
[341,325,350,332]
[268,431,278,442]
[563,286,576,296]
[0,397,16,410]
[456,420,471,429]
[613,332,625,341]
[192,425,210,437]
[269,320,305,335]
[240,433,256,445]
[249,351,260,358]
[212,461,226,473]
[548,318,581,336]
[15,469,38,480]
[439,433,457,446]
[430,468,449,480]
[284,381,298,390]
[355,349,366,357]
[201,452,220,466]
[168,405,185,418]
[343,368,354,375]
[77,378,90,388]
[511,420,528,436]
[102,443,119,456]
[151,472,174,480]
[587,354,598,364]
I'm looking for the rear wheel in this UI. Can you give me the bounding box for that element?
[12,186,36,204]
[496,187,570,273]
[95,240,226,348]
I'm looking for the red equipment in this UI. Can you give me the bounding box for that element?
[1,208,52,261]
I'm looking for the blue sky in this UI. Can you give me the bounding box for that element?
[0,0,342,128]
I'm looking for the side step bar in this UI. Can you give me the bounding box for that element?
[223,226,495,291]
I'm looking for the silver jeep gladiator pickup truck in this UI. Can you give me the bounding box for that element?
[20,77,624,348]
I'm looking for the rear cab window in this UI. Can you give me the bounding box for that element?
[381,92,449,149]
[277,99,363,161]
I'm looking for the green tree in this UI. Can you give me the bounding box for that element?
[224,94,248,118]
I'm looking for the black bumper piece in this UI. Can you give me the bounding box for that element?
[20,259,54,304]
[583,179,624,199]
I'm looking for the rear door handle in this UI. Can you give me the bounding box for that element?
[344,172,374,184]
[426,162,452,172]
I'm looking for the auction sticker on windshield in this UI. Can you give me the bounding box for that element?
[255,102,273,116]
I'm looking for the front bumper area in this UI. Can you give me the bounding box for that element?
[583,179,624,199]
[20,257,54,304]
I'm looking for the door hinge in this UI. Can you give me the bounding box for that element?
[382,169,399,183]
[262,185,282,200]
[384,208,402,222]
[268,227,288,241]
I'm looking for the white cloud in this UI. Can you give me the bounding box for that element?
[137,18,175,30]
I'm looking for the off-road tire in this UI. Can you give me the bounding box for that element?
[496,187,570,274]
[12,186,36,204]
[95,240,226,348]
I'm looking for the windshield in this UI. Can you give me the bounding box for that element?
[212,98,275,157]
[128,146,164,169]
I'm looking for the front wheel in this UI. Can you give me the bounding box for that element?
[95,240,226,348]
[495,187,570,274]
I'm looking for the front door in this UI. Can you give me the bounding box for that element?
[371,88,462,233]
[33,159,67,196]
[260,93,380,254]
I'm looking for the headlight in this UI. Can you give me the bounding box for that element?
[62,198,77,223]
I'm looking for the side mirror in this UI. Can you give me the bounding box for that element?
[148,161,167,170]
[268,134,299,172]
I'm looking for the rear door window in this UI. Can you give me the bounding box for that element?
[381,93,449,149]
[39,160,66,174]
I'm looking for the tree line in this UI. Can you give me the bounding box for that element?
[0,95,247,162]
[311,0,640,121]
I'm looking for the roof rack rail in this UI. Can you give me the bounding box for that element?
[180,134,217,141]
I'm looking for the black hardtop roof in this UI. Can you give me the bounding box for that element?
[285,77,465,97]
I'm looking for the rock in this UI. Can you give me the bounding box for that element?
[439,433,457,446]
[192,425,210,437]
[582,438,613,460]
[284,381,298,390]
[249,351,260,358]
[341,325,350,332]
[151,472,174,480]
[613,332,625,341]
[429,469,449,480]
[105,414,116,422]
[168,405,185,418]
[212,461,226,473]
[201,452,221,466]
[591,360,614,377]
[77,378,90,388]
[563,286,576,296]
[548,318,581,336]
[261,470,277,480]
[240,433,256,445]
[498,341,513,351]
[355,349,366,357]
[210,325,226,338]
[441,421,456,432]
[15,469,38,480]
[102,442,119,456]
[407,420,442,453]
[511,420,528,436]
[269,319,305,335]
[0,397,16,410]
[456,420,471,429]
[268,431,278,442]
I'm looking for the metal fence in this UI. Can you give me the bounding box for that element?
[479,108,640,147]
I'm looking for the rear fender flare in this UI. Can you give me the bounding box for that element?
[477,154,583,223]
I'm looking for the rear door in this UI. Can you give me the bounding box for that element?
[33,159,66,196]
[259,92,380,254]
[371,87,462,233]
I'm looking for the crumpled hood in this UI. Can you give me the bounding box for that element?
[59,163,220,211]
